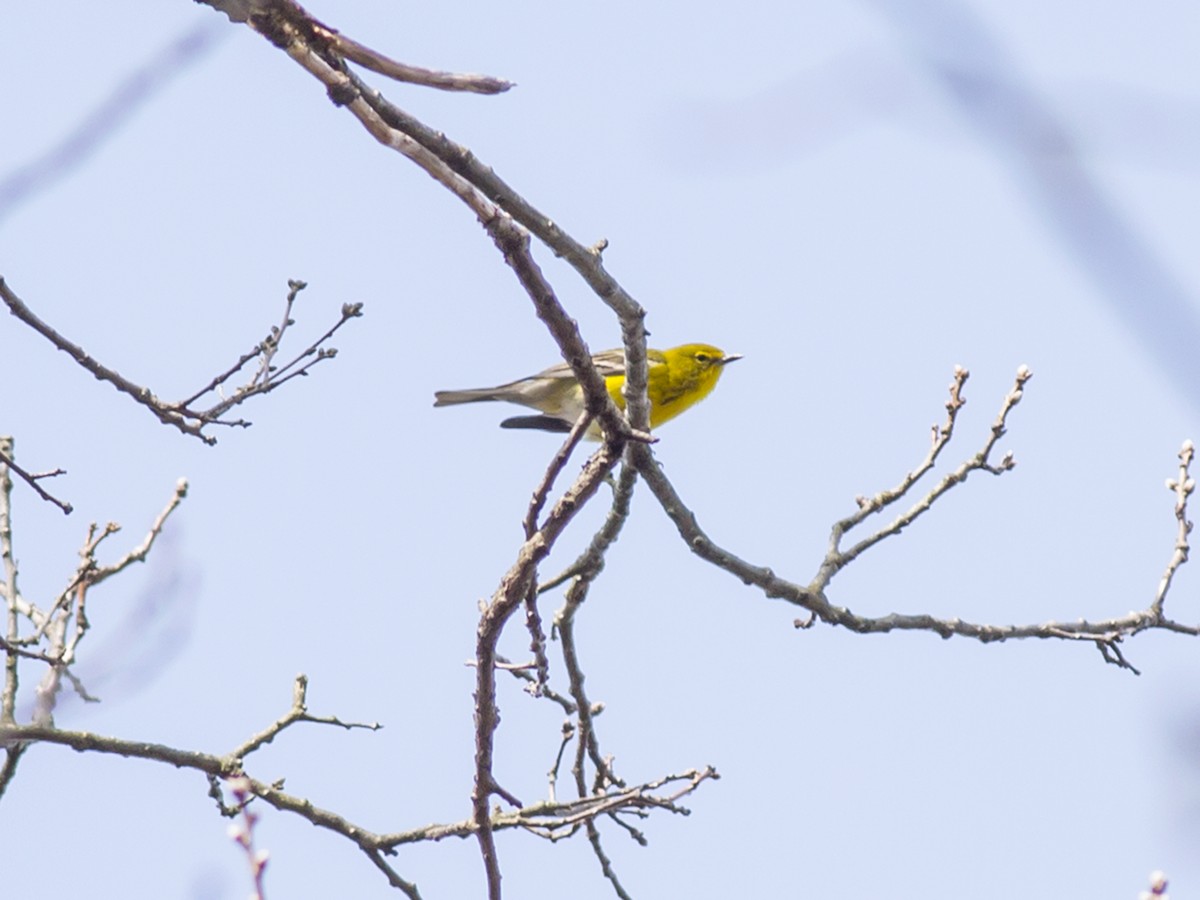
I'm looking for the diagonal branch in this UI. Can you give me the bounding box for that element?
[1,278,360,445]
[0,446,71,515]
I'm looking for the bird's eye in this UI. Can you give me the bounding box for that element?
[694,352,711,363]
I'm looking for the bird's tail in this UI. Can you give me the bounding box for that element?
[433,387,504,407]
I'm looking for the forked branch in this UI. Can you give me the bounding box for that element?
[0,277,360,445]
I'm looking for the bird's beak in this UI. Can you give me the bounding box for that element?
[720,354,743,365]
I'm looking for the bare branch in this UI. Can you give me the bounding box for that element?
[230,674,381,761]
[518,415,597,694]
[325,30,512,94]
[0,446,71,515]
[90,479,189,587]
[471,438,624,899]
[488,656,576,714]
[541,461,639,596]
[25,477,188,654]
[1,437,23,725]
[195,283,363,420]
[1095,638,1141,675]
[0,677,710,898]
[0,472,191,725]
[0,681,416,896]
[586,819,634,900]
[377,767,718,849]
[1,278,360,444]
[1153,439,1194,616]
[633,375,1198,673]
[814,365,1029,590]
[524,415,594,538]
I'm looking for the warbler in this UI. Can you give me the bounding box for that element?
[434,343,741,434]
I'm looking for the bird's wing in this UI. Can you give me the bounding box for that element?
[529,348,666,381]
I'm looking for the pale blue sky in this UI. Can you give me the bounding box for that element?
[3,2,1199,898]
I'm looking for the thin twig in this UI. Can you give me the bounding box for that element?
[1153,439,1194,617]
[1,438,22,725]
[90,479,189,586]
[524,414,594,538]
[325,30,512,94]
[488,656,576,714]
[519,414,595,693]
[230,674,381,761]
[0,447,71,515]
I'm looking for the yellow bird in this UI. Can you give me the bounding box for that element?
[434,343,741,434]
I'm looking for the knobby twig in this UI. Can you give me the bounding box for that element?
[230,674,381,762]
[815,365,1027,587]
[1153,440,1194,618]
[0,444,71,515]
[1,277,361,445]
